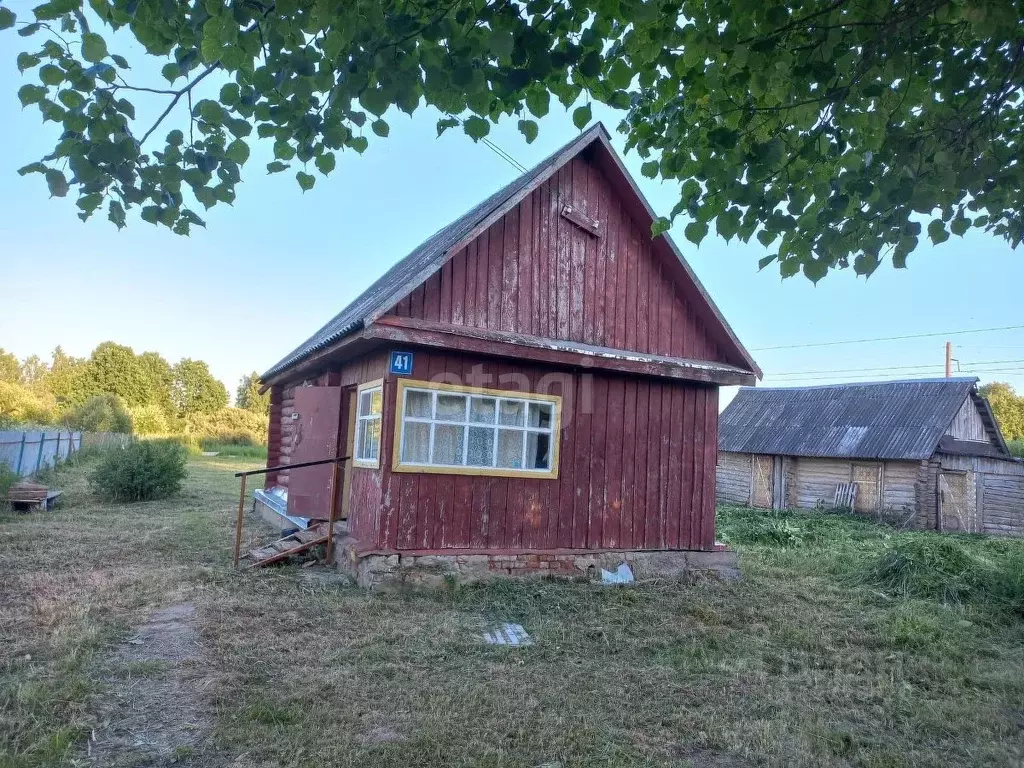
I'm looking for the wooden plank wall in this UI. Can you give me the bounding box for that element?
[944,396,990,443]
[372,349,719,553]
[388,151,731,365]
[980,475,1024,536]
[880,461,919,511]
[716,452,752,505]
[790,458,856,509]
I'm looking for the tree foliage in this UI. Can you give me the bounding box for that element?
[66,392,133,432]
[980,381,1024,442]
[171,358,228,418]
[0,349,20,383]
[235,371,269,415]
[4,0,1024,278]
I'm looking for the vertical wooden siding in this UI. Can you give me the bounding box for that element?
[371,350,718,553]
[389,152,730,365]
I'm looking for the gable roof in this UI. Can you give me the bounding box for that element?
[719,377,1009,460]
[263,123,759,382]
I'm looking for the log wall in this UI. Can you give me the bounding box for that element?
[716,452,752,506]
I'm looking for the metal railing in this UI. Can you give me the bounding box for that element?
[232,456,350,567]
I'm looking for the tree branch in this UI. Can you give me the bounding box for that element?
[138,63,218,146]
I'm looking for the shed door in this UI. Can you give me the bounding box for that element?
[287,386,342,520]
[938,471,978,533]
[852,463,882,514]
[751,456,774,508]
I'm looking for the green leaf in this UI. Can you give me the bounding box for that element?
[266,160,288,174]
[81,32,108,63]
[0,7,15,29]
[111,54,129,69]
[17,162,46,176]
[578,51,602,78]
[927,219,949,245]
[651,217,671,237]
[436,117,459,136]
[463,116,489,140]
[18,84,46,106]
[684,221,708,245]
[45,168,68,197]
[641,160,659,179]
[315,152,336,175]
[17,52,40,72]
[38,64,64,86]
[757,253,778,270]
[225,138,249,164]
[108,200,126,229]
[572,104,592,130]
[509,117,536,146]
[296,171,315,192]
[161,62,180,82]
[18,22,40,37]
[526,89,549,118]
[371,118,389,137]
[349,135,368,153]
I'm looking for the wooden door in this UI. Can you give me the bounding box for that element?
[340,387,357,521]
[751,455,773,508]
[287,386,342,520]
[938,471,978,532]
[771,457,787,510]
[852,463,882,514]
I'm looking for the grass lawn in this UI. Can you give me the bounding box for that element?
[1,455,1022,767]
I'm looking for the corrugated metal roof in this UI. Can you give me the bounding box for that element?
[262,126,608,380]
[719,378,981,460]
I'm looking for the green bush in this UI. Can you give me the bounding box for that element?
[66,394,132,434]
[187,407,267,446]
[1007,439,1024,459]
[88,439,188,501]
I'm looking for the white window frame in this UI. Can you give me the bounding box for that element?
[353,381,383,468]
[392,379,561,479]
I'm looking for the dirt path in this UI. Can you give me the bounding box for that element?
[88,603,217,767]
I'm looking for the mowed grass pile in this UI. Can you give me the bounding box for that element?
[0,461,1022,767]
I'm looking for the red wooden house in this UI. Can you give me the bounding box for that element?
[258,123,760,587]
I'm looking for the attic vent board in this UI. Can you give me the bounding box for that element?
[560,204,602,237]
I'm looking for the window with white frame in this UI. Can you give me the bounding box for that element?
[395,381,560,477]
[354,385,383,465]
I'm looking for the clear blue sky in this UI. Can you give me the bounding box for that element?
[2,24,1022,407]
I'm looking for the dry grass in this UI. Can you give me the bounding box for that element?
[1,457,1023,767]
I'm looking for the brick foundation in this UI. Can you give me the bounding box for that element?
[334,543,740,590]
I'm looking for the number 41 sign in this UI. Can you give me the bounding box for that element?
[389,351,414,376]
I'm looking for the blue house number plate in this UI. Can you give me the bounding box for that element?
[389,351,414,376]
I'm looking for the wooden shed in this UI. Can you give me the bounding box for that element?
[258,123,760,587]
[717,378,1024,535]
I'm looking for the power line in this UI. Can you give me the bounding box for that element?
[751,324,1024,352]
[767,357,1024,378]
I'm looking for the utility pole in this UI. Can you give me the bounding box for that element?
[945,341,953,378]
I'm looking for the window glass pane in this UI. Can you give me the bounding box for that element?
[469,397,496,424]
[358,390,372,416]
[355,421,367,459]
[405,390,432,418]
[432,424,465,465]
[467,427,495,466]
[499,400,525,426]
[365,419,381,460]
[528,402,553,429]
[497,429,524,468]
[526,432,550,470]
[369,389,382,415]
[436,394,467,421]
[402,422,430,463]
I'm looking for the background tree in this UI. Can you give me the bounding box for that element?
[235,371,270,416]
[980,381,1024,442]
[19,355,50,391]
[66,393,133,433]
[85,341,153,407]
[3,0,1023,279]
[137,350,176,415]
[45,346,92,407]
[171,359,228,418]
[0,349,20,383]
